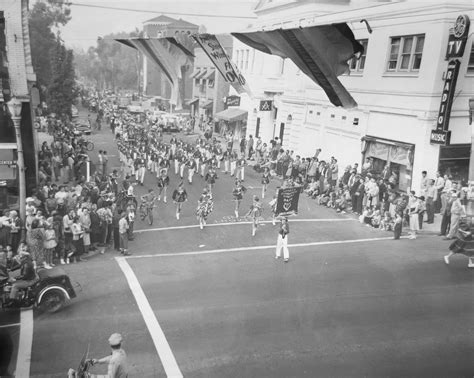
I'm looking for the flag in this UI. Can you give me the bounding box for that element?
[276,187,301,217]
[116,37,195,110]
[192,33,252,97]
[232,24,363,108]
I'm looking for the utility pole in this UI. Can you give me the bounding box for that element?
[7,98,26,220]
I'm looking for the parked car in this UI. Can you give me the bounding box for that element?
[73,119,91,135]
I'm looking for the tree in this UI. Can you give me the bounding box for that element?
[29,0,71,101]
[74,29,142,92]
[47,36,77,117]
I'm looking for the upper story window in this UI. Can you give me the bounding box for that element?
[350,39,368,72]
[467,42,474,73]
[387,34,424,72]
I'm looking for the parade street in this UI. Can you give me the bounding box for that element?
[10,123,472,377]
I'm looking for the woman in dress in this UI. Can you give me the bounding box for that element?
[407,191,420,240]
[232,179,247,219]
[247,195,263,236]
[172,182,188,220]
[28,219,48,269]
[71,216,85,263]
[43,221,57,267]
[196,189,214,230]
[261,167,271,199]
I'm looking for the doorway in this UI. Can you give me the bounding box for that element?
[279,122,285,145]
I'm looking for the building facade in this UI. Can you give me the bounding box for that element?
[189,35,232,121]
[142,15,199,108]
[232,0,474,193]
[0,0,37,210]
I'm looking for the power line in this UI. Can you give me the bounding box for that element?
[64,1,257,20]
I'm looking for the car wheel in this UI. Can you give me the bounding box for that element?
[39,289,66,313]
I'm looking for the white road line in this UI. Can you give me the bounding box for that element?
[16,308,33,378]
[116,257,183,378]
[126,236,393,259]
[135,218,356,234]
[0,322,20,329]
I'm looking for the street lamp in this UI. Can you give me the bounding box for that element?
[6,97,26,220]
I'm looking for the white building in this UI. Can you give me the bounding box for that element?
[231,0,474,193]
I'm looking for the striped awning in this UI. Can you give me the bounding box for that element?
[202,68,215,80]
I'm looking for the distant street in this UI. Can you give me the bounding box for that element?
[18,109,474,377]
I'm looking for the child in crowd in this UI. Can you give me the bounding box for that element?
[360,207,373,226]
[371,209,382,229]
[379,211,393,231]
[393,212,403,239]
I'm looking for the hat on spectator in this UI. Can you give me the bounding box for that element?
[26,197,34,203]
[108,333,123,346]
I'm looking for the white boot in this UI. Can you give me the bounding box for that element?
[468,258,474,268]
[444,255,450,265]
[176,212,180,220]
[60,258,65,265]
[235,211,239,219]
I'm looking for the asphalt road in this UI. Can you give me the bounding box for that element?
[3,108,473,377]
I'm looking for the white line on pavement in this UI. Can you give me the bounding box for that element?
[116,257,183,378]
[126,236,393,259]
[16,308,33,378]
[134,218,357,234]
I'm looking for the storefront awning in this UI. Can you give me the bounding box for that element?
[215,108,248,122]
[189,67,201,78]
[186,98,199,105]
[200,99,213,109]
[202,68,215,80]
[195,69,207,79]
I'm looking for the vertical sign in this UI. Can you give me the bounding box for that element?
[436,59,460,131]
[445,14,470,59]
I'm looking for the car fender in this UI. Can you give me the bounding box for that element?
[37,285,71,305]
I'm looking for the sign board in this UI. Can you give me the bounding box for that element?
[275,186,301,216]
[446,14,470,59]
[259,100,273,111]
[225,95,241,107]
[436,59,460,131]
[0,160,16,165]
[430,129,451,145]
[192,34,252,97]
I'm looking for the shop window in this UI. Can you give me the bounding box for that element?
[349,39,368,72]
[387,34,424,73]
[467,42,474,73]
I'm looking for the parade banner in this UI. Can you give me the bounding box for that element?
[192,33,252,97]
[275,187,300,216]
[116,37,195,110]
[232,24,363,108]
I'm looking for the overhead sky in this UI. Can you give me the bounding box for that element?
[51,0,257,51]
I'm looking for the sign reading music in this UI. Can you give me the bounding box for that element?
[430,129,451,146]
[436,59,460,132]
